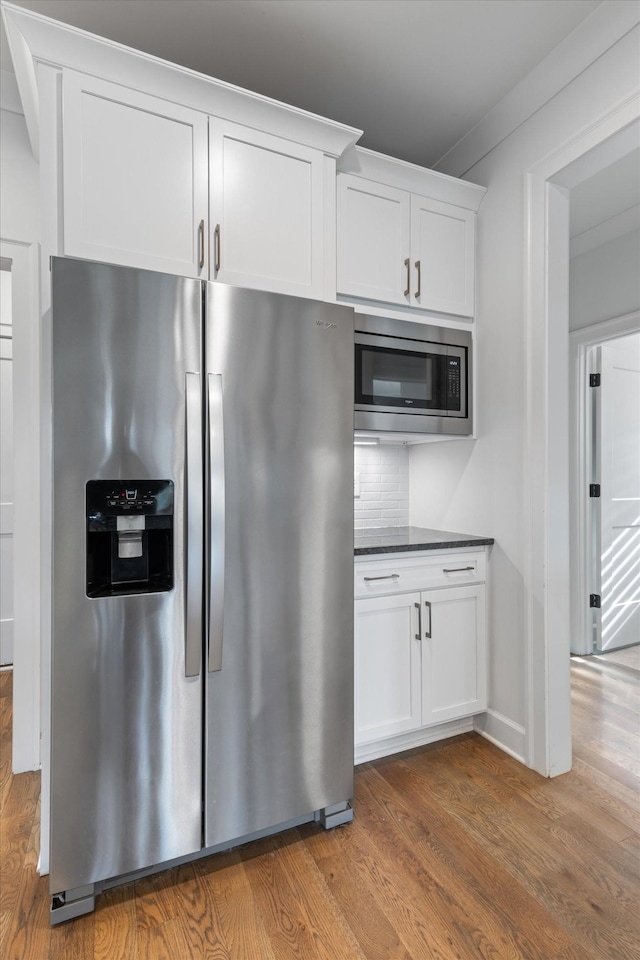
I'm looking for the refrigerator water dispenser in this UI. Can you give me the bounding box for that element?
[85,479,174,597]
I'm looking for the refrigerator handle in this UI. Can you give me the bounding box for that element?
[185,372,203,678]
[208,373,225,672]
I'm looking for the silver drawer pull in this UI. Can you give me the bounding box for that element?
[363,574,400,582]
[442,566,475,573]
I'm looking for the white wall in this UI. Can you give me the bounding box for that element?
[410,24,640,755]
[0,68,42,775]
[570,229,640,331]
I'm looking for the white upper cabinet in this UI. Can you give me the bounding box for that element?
[336,177,410,305]
[62,71,209,277]
[337,172,477,317]
[209,120,326,299]
[410,196,475,317]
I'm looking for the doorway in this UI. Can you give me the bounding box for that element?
[588,332,640,654]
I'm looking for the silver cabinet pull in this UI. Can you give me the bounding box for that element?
[363,573,400,582]
[442,566,475,573]
[198,219,205,270]
[415,260,421,299]
[185,372,203,678]
[208,373,225,672]
[403,258,410,297]
[415,601,422,641]
[213,223,221,274]
[424,599,432,639]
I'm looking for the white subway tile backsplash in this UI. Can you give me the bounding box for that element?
[354,445,409,528]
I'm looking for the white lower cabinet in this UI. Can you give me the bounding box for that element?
[354,552,488,760]
[421,584,486,725]
[355,592,422,744]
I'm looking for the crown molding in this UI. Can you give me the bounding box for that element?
[434,0,640,178]
[338,145,486,212]
[0,1,362,162]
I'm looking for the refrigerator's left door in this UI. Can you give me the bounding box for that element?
[50,258,203,897]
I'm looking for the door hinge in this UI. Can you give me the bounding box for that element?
[590,594,601,608]
[589,373,601,387]
[589,483,601,498]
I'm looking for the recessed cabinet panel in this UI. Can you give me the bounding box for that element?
[422,584,486,725]
[337,175,409,305]
[411,197,475,317]
[355,593,422,743]
[62,71,208,277]
[210,120,325,298]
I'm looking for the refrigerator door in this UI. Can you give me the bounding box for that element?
[204,284,354,848]
[50,258,203,895]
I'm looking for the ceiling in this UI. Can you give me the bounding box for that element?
[1,0,602,168]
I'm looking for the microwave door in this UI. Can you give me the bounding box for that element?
[355,337,449,417]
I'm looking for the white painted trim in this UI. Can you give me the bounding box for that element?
[322,154,338,301]
[473,709,526,764]
[338,146,486,212]
[569,312,640,656]
[571,204,640,258]
[0,67,23,114]
[354,716,474,765]
[1,6,39,158]
[0,238,41,774]
[0,1,361,160]
[524,100,640,777]
[36,60,63,879]
[435,1,640,177]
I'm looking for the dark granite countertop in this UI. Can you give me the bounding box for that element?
[354,526,494,556]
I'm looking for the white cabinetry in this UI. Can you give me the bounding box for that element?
[355,592,422,743]
[338,173,476,317]
[62,71,209,277]
[421,583,486,725]
[354,550,488,762]
[209,120,326,298]
[61,74,335,297]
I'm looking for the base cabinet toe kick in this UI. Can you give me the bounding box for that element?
[354,547,489,763]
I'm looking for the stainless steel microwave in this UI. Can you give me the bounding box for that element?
[354,315,472,436]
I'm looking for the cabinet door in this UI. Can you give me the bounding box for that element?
[337,175,410,305]
[410,196,475,317]
[62,71,208,277]
[421,584,486,725]
[355,593,422,744]
[210,120,325,298]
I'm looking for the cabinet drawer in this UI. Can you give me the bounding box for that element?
[354,551,486,597]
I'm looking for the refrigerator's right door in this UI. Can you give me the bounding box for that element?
[204,284,354,848]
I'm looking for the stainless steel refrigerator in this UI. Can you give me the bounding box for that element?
[49,257,354,923]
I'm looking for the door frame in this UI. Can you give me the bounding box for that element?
[569,313,640,657]
[0,238,41,774]
[523,96,639,777]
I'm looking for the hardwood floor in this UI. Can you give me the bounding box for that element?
[1,652,639,959]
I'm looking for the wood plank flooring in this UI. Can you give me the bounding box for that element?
[1,650,639,959]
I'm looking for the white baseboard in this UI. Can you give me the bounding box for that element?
[354,716,475,765]
[473,709,526,764]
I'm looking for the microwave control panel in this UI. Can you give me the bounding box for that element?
[447,357,461,411]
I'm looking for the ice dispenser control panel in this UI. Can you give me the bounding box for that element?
[86,480,174,598]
